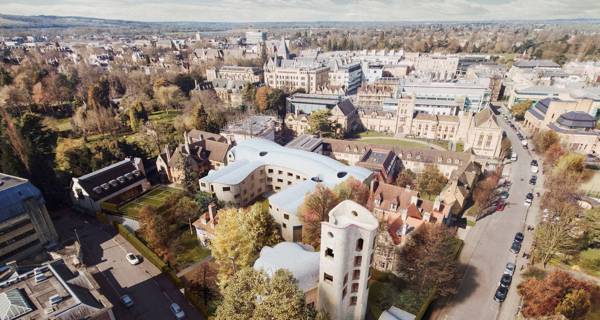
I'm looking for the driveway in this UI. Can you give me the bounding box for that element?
[54,210,203,320]
[432,108,542,320]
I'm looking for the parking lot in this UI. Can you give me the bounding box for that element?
[54,210,202,320]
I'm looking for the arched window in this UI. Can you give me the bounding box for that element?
[356,238,364,251]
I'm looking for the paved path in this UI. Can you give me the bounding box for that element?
[432,108,542,320]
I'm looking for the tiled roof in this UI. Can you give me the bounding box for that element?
[74,158,145,201]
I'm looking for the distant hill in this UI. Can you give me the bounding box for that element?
[0,14,159,29]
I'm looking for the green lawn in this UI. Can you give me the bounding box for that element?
[171,231,211,270]
[44,117,73,132]
[148,110,183,124]
[119,186,182,218]
[358,138,431,149]
[368,272,431,319]
[356,131,393,138]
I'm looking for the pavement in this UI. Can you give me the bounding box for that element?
[54,210,203,320]
[431,107,543,320]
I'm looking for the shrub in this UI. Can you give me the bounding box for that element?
[579,249,600,272]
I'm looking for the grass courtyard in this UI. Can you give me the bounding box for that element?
[119,186,182,218]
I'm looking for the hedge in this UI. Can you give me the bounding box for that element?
[114,223,167,271]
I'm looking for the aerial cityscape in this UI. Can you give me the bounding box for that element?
[0,1,599,320]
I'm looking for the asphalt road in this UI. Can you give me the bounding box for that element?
[433,110,542,320]
[54,210,202,320]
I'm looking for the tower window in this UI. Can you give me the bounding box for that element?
[356,238,364,251]
[350,296,357,306]
[354,256,362,267]
[323,273,333,283]
[325,248,334,258]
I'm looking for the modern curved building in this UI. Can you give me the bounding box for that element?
[199,139,373,242]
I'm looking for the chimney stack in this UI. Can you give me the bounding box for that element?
[208,203,217,225]
[433,196,442,212]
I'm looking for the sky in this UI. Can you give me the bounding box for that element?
[0,0,599,22]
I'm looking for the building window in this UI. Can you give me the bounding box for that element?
[342,287,347,299]
[222,187,230,192]
[268,168,274,173]
[284,214,289,220]
[277,179,283,183]
[354,256,362,267]
[351,283,359,293]
[350,296,357,306]
[282,223,287,229]
[353,269,360,280]
[356,238,364,251]
[325,248,334,258]
[344,273,348,285]
[278,170,283,174]
[323,273,333,283]
[287,172,293,177]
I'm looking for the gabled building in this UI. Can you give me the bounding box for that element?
[156,130,231,184]
[71,158,150,213]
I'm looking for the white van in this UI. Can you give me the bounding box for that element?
[511,152,518,161]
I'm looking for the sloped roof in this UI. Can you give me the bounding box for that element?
[204,140,230,163]
[0,289,32,320]
[74,158,145,201]
[187,129,227,143]
[253,242,319,292]
[336,99,357,116]
[473,108,496,127]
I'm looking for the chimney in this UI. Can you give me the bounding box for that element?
[164,145,171,163]
[370,179,379,192]
[422,211,431,222]
[401,210,409,236]
[433,196,442,212]
[208,203,216,225]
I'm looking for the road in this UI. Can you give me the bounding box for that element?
[54,210,202,320]
[433,109,542,320]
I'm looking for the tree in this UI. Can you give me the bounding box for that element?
[553,153,585,180]
[417,165,448,199]
[518,270,599,319]
[308,110,338,137]
[215,268,309,320]
[586,208,600,248]
[138,205,171,256]
[242,82,257,106]
[395,169,416,188]
[333,177,369,206]
[533,130,560,153]
[396,224,459,297]
[267,89,287,119]
[472,172,500,209]
[533,202,580,268]
[155,85,184,110]
[193,105,209,131]
[255,86,271,112]
[511,100,532,120]
[172,74,196,96]
[555,289,592,320]
[212,203,281,286]
[545,143,566,165]
[299,184,340,248]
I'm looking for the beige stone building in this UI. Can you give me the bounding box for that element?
[523,98,600,154]
[264,58,330,93]
[206,65,263,83]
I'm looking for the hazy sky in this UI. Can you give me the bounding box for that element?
[0,0,599,22]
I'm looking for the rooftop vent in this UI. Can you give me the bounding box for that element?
[109,180,119,187]
[101,183,110,190]
[93,187,102,194]
[124,173,133,180]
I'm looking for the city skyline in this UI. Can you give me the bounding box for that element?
[1,0,599,23]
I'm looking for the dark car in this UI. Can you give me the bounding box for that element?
[531,160,538,166]
[500,274,512,288]
[526,193,534,200]
[514,232,524,242]
[494,286,508,302]
[529,176,537,185]
[510,241,522,254]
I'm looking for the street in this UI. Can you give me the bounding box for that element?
[433,109,542,320]
[54,210,202,320]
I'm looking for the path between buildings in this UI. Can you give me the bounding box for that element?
[356,136,448,151]
[176,255,214,278]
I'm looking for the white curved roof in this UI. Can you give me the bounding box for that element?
[328,200,379,231]
[253,242,319,292]
[201,138,372,186]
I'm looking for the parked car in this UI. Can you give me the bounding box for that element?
[511,152,518,161]
[170,303,185,319]
[494,285,508,302]
[496,201,506,211]
[499,191,510,200]
[529,175,537,185]
[120,294,134,308]
[510,241,522,254]
[504,262,516,276]
[500,273,512,288]
[126,253,140,265]
[524,198,532,207]
[514,232,524,242]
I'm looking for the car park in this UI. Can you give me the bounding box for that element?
[126,253,140,265]
[494,285,508,302]
[504,262,516,276]
[170,303,185,319]
[121,294,134,308]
